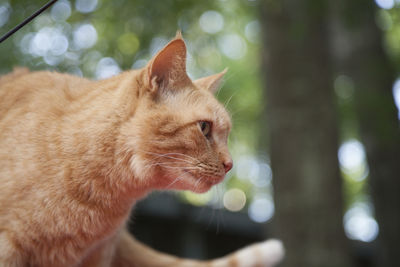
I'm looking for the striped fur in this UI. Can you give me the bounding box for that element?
[0,34,283,266]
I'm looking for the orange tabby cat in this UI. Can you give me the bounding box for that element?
[0,33,283,267]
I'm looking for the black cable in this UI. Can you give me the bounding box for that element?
[0,0,59,44]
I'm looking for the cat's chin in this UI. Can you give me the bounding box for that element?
[174,171,224,193]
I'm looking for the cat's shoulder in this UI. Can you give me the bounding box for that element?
[0,67,30,86]
[0,69,94,114]
[0,68,90,87]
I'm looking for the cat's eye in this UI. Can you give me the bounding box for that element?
[199,121,211,138]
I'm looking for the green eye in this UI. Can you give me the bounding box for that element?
[199,121,211,138]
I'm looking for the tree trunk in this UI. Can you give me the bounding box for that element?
[333,1,400,266]
[259,1,352,266]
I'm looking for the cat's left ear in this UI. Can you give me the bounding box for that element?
[147,32,190,94]
[193,68,227,94]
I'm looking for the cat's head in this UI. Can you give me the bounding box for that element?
[123,33,232,193]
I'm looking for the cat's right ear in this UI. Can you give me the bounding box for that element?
[146,36,190,96]
[193,68,227,94]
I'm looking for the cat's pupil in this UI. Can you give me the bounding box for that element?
[199,121,211,138]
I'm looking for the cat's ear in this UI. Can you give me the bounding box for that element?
[147,33,190,94]
[193,68,227,94]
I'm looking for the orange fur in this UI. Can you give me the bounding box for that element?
[0,35,283,266]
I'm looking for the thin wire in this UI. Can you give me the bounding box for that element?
[0,0,59,44]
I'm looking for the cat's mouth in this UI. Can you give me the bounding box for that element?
[182,169,224,192]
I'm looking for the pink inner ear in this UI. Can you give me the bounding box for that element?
[149,38,189,86]
[193,69,227,94]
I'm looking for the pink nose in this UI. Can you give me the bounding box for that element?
[223,160,233,174]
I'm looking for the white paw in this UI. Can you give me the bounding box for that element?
[236,239,285,267]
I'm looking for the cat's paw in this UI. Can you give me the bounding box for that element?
[257,239,285,266]
[234,239,284,267]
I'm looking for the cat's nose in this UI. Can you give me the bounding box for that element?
[223,160,233,174]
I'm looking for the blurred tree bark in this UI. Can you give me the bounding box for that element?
[333,1,400,266]
[259,1,352,267]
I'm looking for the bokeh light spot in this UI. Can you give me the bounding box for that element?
[50,34,69,56]
[245,20,260,43]
[334,75,355,100]
[30,28,52,57]
[375,9,393,31]
[236,155,258,181]
[95,57,121,79]
[223,188,246,212]
[256,163,272,187]
[51,0,71,21]
[182,191,213,206]
[117,33,140,55]
[217,34,247,60]
[344,202,379,242]
[150,37,168,56]
[248,196,274,223]
[19,33,35,54]
[44,54,63,66]
[338,139,368,182]
[28,27,68,60]
[75,0,98,13]
[375,0,395,9]
[0,2,11,28]
[132,59,148,69]
[33,14,52,31]
[199,10,224,34]
[235,155,272,187]
[392,79,400,119]
[73,24,98,50]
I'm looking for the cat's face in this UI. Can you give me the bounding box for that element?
[125,34,232,193]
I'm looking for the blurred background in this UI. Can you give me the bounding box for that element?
[0,0,399,266]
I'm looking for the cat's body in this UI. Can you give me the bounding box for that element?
[0,35,283,266]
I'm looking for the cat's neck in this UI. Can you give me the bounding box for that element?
[61,70,151,209]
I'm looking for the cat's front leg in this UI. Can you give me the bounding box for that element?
[0,232,24,267]
[79,234,119,267]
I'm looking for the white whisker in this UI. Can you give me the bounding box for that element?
[166,176,182,189]
[194,175,207,191]
[224,93,236,110]
[158,165,200,170]
[143,162,200,171]
[138,150,199,165]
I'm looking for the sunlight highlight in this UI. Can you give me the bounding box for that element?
[182,190,213,206]
[375,0,395,9]
[236,155,272,188]
[248,195,274,223]
[245,20,260,43]
[338,139,369,182]
[75,0,98,13]
[344,202,379,242]
[51,0,71,21]
[150,37,169,56]
[0,2,11,28]
[199,10,224,34]
[73,24,98,50]
[27,27,69,66]
[223,188,246,212]
[392,79,400,119]
[95,57,121,79]
[217,34,247,60]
